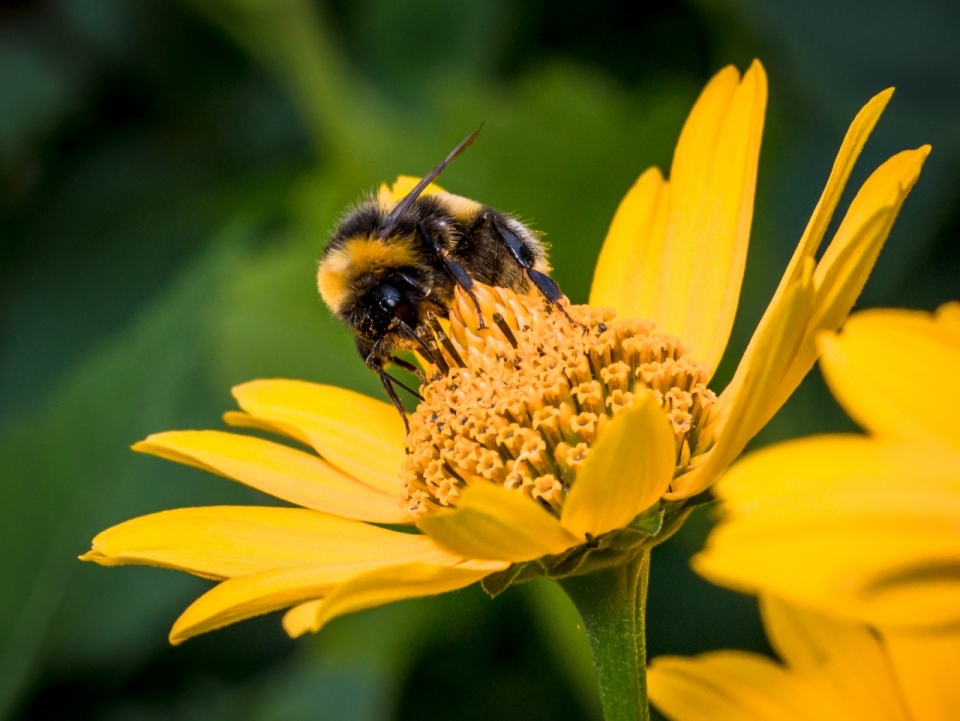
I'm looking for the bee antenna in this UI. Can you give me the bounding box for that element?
[382,124,483,233]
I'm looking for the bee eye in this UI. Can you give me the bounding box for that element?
[377,284,402,310]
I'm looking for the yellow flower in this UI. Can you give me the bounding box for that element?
[82,60,928,645]
[648,596,960,721]
[694,303,960,632]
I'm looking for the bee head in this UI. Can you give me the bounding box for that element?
[317,232,420,310]
[355,269,425,340]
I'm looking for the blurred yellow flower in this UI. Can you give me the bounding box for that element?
[695,303,960,631]
[82,60,929,645]
[648,596,960,721]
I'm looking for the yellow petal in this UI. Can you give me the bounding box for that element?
[684,138,926,499]
[281,560,502,638]
[221,409,310,445]
[133,431,411,524]
[83,506,450,580]
[660,61,767,371]
[778,146,931,391]
[731,206,895,441]
[752,89,893,337]
[417,483,581,562]
[589,167,669,313]
[167,563,375,644]
[937,300,960,339]
[718,90,926,450]
[884,631,960,721]
[696,436,960,630]
[819,308,960,448]
[560,389,675,537]
[230,380,405,495]
[647,652,831,721]
[667,261,815,499]
[591,62,766,373]
[281,599,324,637]
[724,200,895,444]
[380,175,445,205]
[722,144,927,455]
[759,597,909,719]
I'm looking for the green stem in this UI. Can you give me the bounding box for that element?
[558,551,651,721]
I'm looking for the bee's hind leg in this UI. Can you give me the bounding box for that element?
[488,217,583,328]
[526,269,583,327]
[418,222,486,329]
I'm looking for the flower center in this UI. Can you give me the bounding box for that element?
[402,285,718,518]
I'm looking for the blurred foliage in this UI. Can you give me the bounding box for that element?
[0,0,957,720]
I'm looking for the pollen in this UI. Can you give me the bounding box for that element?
[401,285,718,517]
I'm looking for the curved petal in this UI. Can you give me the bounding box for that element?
[560,388,675,537]
[885,631,960,721]
[819,308,960,448]
[695,436,960,630]
[230,380,405,495]
[133,431,411,523]
[735,89,893,375]
[222,409,310,445]
[692,145,930,500]
[82,506,449,580]
[417,483,581,562]
[743,147,928,428]
[281,560,503,638]
[716,84,928,465]
[667,262,815,499]
[167,562,410,644]
[647,652,829,721]
[786,145,930,385]
[589,167,668,313]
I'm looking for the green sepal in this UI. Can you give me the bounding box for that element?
[628,504,664,536]
[480,496,713,597]
[481,563,527,598]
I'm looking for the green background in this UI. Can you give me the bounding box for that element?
[1,1,957,719]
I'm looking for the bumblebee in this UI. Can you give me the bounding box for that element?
[316,127,565,424]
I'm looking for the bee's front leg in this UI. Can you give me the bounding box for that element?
[358,341,421,434]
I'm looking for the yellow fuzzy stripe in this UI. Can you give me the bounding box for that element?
[317,235,419,311]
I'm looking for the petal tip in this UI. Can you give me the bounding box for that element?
[131,431,178,453]
[222,411,249,427]
[744,58,768,83]
[716,63,741,82]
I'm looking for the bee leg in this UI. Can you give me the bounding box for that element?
[528,271,583,328]
[363,355,422,434]
[378,372,410,435]
[418,222,486,329]
[425,314,466,368]
[389,355,427,385]
[489,218,584,328]
[397,319,450,376]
